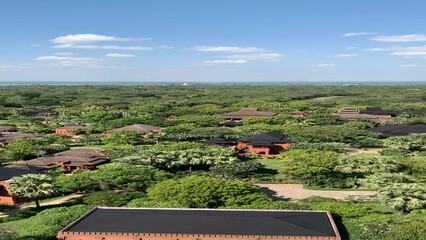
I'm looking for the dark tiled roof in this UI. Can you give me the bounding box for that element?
[0,133,36,144]
[13,149,109,170]
[240,132,290,146]
[367,122,426,137]
[62,208,339,237]
[110,124,161,133]
[0,168,36,181]
[359,107,396,116]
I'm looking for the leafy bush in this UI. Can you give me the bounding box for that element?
[14,205,91,239]
[146,175,270,208]
[83,191,145,207]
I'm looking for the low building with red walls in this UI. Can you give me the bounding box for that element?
[57,208,341,240]
[0,168,34,205]
[237,132,290,155]
[55,125,90,135]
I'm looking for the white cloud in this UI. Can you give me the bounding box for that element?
[53,43,152,51]
[326,54,357,58]
[227,53,282,61]
[391,51,426,56]
[0,64,28,69]
[105,53,134,58]
[52,33,149,44]
[366,45,426,58]
[399,64,421,67]
[204,59,248,65]
[36,55,98,66]
[343,32,377,37]
[371,34,426,42]
[317,63,335,67]
[193,46,263,53]
[365,48,387,52]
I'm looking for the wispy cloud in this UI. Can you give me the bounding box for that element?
[193,46,263,53]
[371,34,426,42]
[204,59,247,65]
[53,43,151,51]
[366,45,426,58]
[326,54,357,58]
[317,63,335,67]
[52,34,150,44]
[50,34,152,51]
[365,48,387,52]
[36,55,99,66]
[227,53,282,61]
[0,64,29,69]
[30,44,41,47]
[343,32,377,37]
[105,53,134,58]
[399,64,421,67]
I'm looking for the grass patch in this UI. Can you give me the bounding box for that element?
[251,158,291,182]
[0,219,26,231]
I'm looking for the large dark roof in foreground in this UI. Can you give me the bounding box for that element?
[367,122,426,137]
[64,208,338,237]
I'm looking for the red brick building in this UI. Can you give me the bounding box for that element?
[237,132,290,155]
[289,111,307,118]
[0,168,34,204]
[55,125,90,135]
[57,208,341,240]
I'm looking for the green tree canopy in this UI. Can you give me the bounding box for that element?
[9,174,57,208]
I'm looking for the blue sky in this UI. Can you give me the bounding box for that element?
[1,0,426,83]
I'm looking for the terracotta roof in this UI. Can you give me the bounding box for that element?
[367,122,426,137]
[221,108,276,119]
[110,124,162,133]
[13,149,109,170]
[59,208,340,239]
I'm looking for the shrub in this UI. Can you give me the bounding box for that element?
[83,191,142,207]
[14,205,91,239]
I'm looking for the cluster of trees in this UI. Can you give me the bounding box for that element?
[0,138,69,162]
[1,85,425,240]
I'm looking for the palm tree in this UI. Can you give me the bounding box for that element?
[9,174,57,208]
[378,183,426,214]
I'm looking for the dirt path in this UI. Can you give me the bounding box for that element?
[343,147,382,155]
[257,184,376,201]
[0,193,84,218]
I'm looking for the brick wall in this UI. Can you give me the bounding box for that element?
[58,232,341,240]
